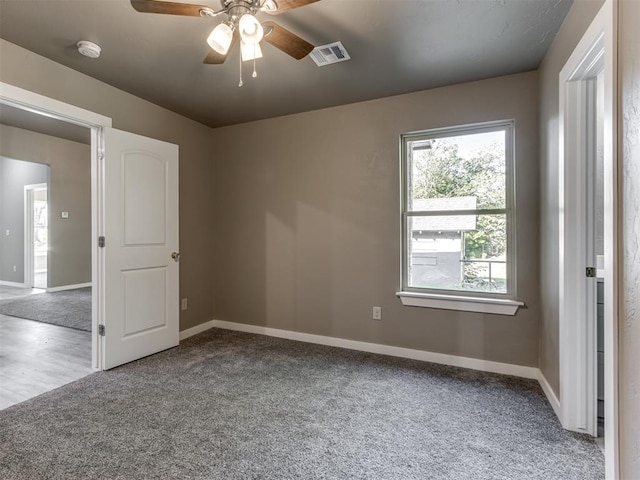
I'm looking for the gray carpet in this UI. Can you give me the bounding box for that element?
[0,328,603,479]
[0,288,91,331]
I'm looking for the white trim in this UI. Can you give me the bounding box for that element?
[0,280,27,288]
[179,319,217,341]
[24,187,33,289]
[559,24,604,439]
[400,120,518,303]
[396,291,523,315]
[210,319,538,379]
[602,1,618,477]
[0,83,112,128]
[537,371,561,421]
[182,319,563,418]
[558,2,618,477]
[46,282,92,293]
[24,183,48,290]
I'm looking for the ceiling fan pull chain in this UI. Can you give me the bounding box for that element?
[252,48,258,78]
[238,50,244,87]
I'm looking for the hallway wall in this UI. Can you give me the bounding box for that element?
[0,156,48,284]
[0,126,91,288]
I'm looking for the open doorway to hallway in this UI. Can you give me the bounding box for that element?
[0,104,94,410]
[558,1,618,475]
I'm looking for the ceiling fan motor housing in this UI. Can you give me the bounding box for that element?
[223,0,260,21]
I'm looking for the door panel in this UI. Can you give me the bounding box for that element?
[124,152,167,245]
[103,128,179,369]
[122,267,167,336]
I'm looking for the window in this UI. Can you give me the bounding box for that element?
[398,121,522,315]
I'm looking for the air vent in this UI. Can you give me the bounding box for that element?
[310,41,351,67]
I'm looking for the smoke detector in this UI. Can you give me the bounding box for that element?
[77,40,101,59]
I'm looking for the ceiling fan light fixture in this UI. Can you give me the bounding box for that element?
[260,0,278,13]
[238,14,264,45]
[207,22,234,55]
[241,41,263,61]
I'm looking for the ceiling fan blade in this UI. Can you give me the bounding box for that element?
[203,32,238,65]
[203,49,228,65]
[131,0,214,17]
[266,0,321,15]
[262,21,314,60]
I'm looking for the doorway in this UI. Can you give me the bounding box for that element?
[1,81,180,378]
[0,116,93,409]
[0,84,110,374]
[24,183,48,289]
[558,1,618,477]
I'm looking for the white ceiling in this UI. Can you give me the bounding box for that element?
[0,0,573,129]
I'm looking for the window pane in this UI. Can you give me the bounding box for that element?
[407,214,507,293]
[407,130,506,211]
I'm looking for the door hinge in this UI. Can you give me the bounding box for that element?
[98,149,105,161]
[98,236,105,248]
[586,266,597,278]
[98,324,105,336]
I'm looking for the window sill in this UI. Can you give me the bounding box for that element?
[396,291,524,316]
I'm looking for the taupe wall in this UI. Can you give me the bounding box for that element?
[0,156,48,283]
[0,125,91,288]
[537,0,605,395]
[0,39,215,330]
[211,71,540,366]
[618,0,640,475]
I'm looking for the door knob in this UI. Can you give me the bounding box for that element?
[171,252,180,262]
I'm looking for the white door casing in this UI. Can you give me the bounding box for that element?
[102,128,179,369]
[1,82,112,370]
[24,183,48,289]
[558,1,618,478]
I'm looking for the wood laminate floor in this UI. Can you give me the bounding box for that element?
[0,285,93,410]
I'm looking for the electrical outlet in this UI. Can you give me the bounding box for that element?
[181,298,188,311]
[13,265,17,272]
[5,230,9,236]
[61,212,69,219]
[373,306,382,320]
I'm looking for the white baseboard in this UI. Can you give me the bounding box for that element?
[181,319,564,416]
[537,370,561,421]
[207,319,539,380]
[0,280,26,288]
[180,320,560,419]
[179,319,217,341]
[46,282,92,292]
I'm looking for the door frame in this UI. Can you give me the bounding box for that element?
[558,0,618,477]
[23,182,48,289]
[0,82,112,371]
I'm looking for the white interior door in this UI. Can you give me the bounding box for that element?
[102,128,179,369]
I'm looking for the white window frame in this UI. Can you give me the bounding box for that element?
[396,120,523,315]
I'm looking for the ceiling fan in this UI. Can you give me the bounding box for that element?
[130,0,320,66]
